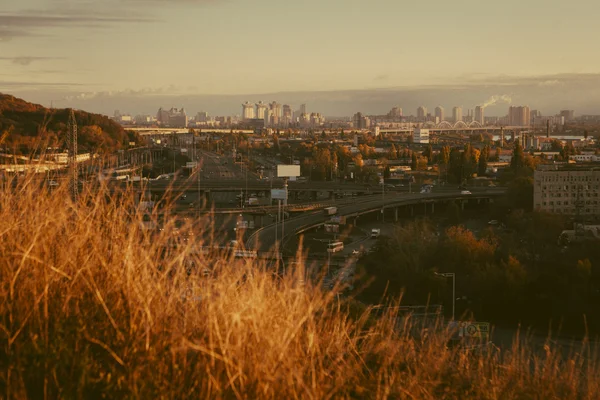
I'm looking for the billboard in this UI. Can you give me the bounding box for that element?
[277,165,300,178]
[271,189,287,200]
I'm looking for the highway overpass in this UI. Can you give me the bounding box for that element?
[246,189,506,253]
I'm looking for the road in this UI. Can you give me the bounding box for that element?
[247,187,506,252]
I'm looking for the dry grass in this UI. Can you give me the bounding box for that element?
[1,174,599,399]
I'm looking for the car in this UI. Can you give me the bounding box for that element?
[458,185,467,190]
[488,220,499,225]
[48,180,59,187]
[352,249,361,256]
[461,190,472,195]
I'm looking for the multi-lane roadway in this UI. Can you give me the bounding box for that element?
[247,188,506,253]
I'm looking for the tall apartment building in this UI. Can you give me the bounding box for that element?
[242,102,255,120]
[508,106,531,126]
[417,106,427,121]
[534,165,600,215]
[475,106,484,125]
[156,107,188,127]
[282,104,293,125]
[353,112,370,129]
[435,106,444,123]
[195,111,209,122]
[560,110,575,121]
[269,102,282,125]
[255,101,268,119]
[452,106,463,123]
[388,107,403,118]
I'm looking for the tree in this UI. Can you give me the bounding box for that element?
[478,145,488,176]
[510,141,525,172]
[494,147,501,162]
[507,176,534,211]
[384,165,391,179]
[411,153,418,171]
[440,146,450,166]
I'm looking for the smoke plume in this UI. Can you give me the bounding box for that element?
[481,94,512,108]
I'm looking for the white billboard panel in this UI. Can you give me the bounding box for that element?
[271,189,288,200]
[277,165,300,178]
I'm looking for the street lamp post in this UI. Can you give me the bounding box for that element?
[435,272,456,320]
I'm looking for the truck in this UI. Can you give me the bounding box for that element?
[324,206,337,216]
[371,228,381,238]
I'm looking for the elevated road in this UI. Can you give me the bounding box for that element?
[120,178,382,195]
[246,188,506,253]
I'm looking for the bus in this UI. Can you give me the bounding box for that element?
[327,241,344,253]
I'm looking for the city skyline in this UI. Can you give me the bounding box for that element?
[1,0,600,115]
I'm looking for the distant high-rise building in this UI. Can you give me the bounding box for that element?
[417,106,427,120]
[434,106,444,123]
[242,101,255,120]
[282,104,293,125]
[156,107,188,127]
[269,102,282,125]
[300,104,306,115]
[255,101,267,120]
[388,107,403,118]
[195,111,209,122]
[452,106,463,123]
[475,106,484,125]
[560,110,575,121]
[353,112,370,129]
[508,106,531,126]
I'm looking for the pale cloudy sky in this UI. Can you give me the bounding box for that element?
[1,0,600,116]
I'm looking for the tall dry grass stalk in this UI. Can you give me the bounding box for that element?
[1,173,599,399]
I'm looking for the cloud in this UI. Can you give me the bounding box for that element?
[538,80,562,87]
[0,81,85,91]
[0,28,33,41]
[63,86,184,101]
[0,5,155,41]
[0,57,66,66]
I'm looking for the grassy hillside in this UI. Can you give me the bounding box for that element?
[0,93,137,155]
[0,176,599,398]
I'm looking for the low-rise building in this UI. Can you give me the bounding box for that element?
[412,128,430,144]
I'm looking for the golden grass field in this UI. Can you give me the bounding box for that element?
[1,174,599,399]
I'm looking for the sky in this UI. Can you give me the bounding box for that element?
[1,0,600,117]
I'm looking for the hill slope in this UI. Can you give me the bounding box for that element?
[0,93,137,155]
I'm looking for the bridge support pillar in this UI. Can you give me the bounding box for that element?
[431,203,435,213]
[461,200,465,211]
[328,191,334,199]
[311,191,318,200]
[410,205,414,217]
[394,207,399,222]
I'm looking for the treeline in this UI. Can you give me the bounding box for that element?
[0,93,139,155]
[358,209,600,335]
